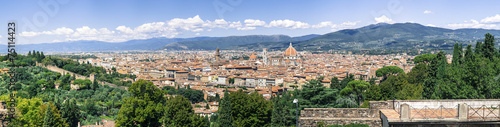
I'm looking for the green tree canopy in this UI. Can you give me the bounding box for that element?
[116,79,166,127]
[376,66,405,81]
[340,80,369,106]
[414,53,437,64]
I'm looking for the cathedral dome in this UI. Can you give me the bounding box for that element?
[284,42,297,56]
[249,54,257,59]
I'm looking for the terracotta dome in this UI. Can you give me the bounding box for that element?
[284,42,297,56]
[249,54,257,59]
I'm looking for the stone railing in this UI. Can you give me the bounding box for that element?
[300,108,379,118]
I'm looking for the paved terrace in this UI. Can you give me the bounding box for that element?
[377,99,500,125]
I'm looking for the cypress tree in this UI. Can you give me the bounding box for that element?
[369,77,376,86]
[482,33,496,60]
[219,89,233,127]
[452,43,460,67]
[475,41,483,55]
[271,94,286,127]
[465,45,474,63]
[436,51,447,79]
[36,51,41,59]
[271,95,279,127]
[330,77,340,90]
[41,51,46,60]
[43,103,69,127]
[62,98,80,127]
[43,104,54,126]
[458,43,464,65]
[28,51,31,57]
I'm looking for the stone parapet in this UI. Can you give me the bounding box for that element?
[300,108,379,118]
[299,108,381,127]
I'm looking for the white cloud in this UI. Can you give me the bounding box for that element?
[19,15,363,44]
[167,15,205,32]
[116,26,134,34]
[426,24,437,27]
[447,19,497,29]
[0,35,2,38]
[312,21,333,28]
[244,19,266,27]
[424,10,433,14]
[481,14,500,23]
[19,27,74,37]
[312,21,359,31]
[237,27,256,30]
[374,15,394,23]
[267,19,310,29]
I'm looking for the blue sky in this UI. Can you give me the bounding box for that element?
[2,0,500,44]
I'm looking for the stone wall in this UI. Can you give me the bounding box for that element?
[299,108,381,127]
[300,108,379,118]
[300,118,381,127]
[369,100,394,109]
[36,63,127,90]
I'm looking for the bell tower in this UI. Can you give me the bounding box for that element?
[262,48,268,65]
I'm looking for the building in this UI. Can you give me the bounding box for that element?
[283,42,299,66]
[262,48,268,65]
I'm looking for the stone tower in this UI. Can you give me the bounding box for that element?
[215,47,221,63]
[262,48,268,65]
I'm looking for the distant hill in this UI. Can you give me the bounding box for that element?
[10,37,218,53]
[231,23,500,51]
[160,34,320,50]
[7,23,500,53]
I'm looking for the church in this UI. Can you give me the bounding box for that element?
[262,42,301,66]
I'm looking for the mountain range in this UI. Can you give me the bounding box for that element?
[231,23,500,51]
[6,23,500,53]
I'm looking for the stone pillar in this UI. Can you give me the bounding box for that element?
[459,103,468,120]
[400,103,410,121]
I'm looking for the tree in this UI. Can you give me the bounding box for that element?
[475,41,483,55]
[42,102,69,127]
[271,94,287,127]
[369,77,376,86]
[340,74,355,89]
[62,98,80,127]
[330,77,340,90]
[340,80,369,106]
[219,89,233,127]
[230,90,272,127]
[92,78,99,90]
[83,99,97,116]
[414,53,436,64]
[163,95,207,127]
[482,33,496,60]
[452,43,462,67]
[116,79,165,127]
[376,66,405,82]
[16,97,45,126]
[228,78,235,84]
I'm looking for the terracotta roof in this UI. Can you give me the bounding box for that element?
[284,42,298,56]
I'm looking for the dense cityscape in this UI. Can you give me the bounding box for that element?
[2,0,500,127]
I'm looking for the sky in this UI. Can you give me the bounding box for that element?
[2,0,500,44]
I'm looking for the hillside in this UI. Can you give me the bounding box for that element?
[11,37,218,53]
[160,34,320,50]
[231,23,500,51]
